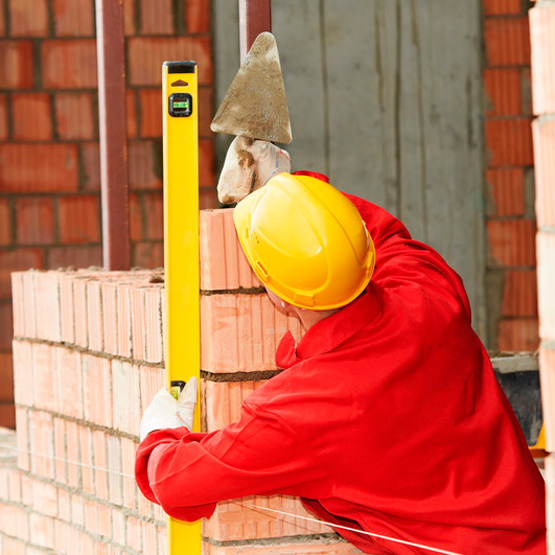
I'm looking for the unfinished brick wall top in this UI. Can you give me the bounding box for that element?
[1,208,362,553]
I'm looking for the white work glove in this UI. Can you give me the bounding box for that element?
[139,377,198,442]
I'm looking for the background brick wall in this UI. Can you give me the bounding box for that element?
[0,211,362,553]
[0,0,218,429]
[483,0,539,353]
[529,1,555,552]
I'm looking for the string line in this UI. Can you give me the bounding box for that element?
[238,503,463,555]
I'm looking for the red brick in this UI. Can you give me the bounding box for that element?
[14,405,29,470]
[127,89,138,138]
[86,279,103,351]
[29,409,55,479]
[0,1,5,35]
[0,94,8,140]
[123,0,136,35]
[73,275,90,348]
[483,68,521,116]
[140,0,174,35]
[0,249,43,299]
[121,437,138,511]
[133,242,164,268]
[532,118,555,227]
[116,282,132,357]
[143,520,158,555]
[83,354,113,427]
[128,140,163,190]
[8,0,48,36]
[0,40,34,89]
[10,273,24,336]
[12,92,52,141]
[143,193,163,240]
[30,513,55,550]
[128,36,213,86]
[138,365,164,418]
[498,318,539,351]
[0,503,29,542]
[530,5,555,115]
[80,426,95,494]
[485,119,533,166]
[12,340,33,407]
[52,0,94,36]
[0,143,79,193]
[55,92,96,140]
[144,288,164,363]
[32,342,57,411]
[97,502,111,539]
[107,435,122,505]
[0,353,14,402]
[200,294,302,373]
[200,138,215,186]
[9,466,22,503]
[21,271,38,337]
[0,538,25,554]
[0,199,10,245]
[71,493,84,525]
[537,232,555,342]
[93,430,109,500]
[186,0,210,34]
[487,219,536,267]
[485,168,525,217]
[483,0,522,15]
[484,17,531,67]
[199,208,260,291]
[81,141,100,191]
[32,479,58,518]
[203,380,265,432]
[139,88,162,138]
[41,39,97,89]
[112,360,141,436]
[15,197,55,245]
[48,246,102,269]
[35,271,62,343]
[129,193,143,241]
[53,417,66,483]
[127,515,144,552]
[130,288,147,361]
[0,402,15,428]
[65,422,80,488]
[58,195,100,244]
[0,302,12,352]
[502,270,538,317]
[59,272,75,343]
[54,520,75,553]
[56,347,82,418]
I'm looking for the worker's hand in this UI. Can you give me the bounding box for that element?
[139,377,198,442]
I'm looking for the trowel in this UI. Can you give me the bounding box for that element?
[211,32,293,204]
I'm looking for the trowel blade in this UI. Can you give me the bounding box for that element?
[211,32,293,144]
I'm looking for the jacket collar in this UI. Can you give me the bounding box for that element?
[275,286,381,368]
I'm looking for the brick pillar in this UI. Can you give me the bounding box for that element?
[529,2,555,552]
[199,209,363,553]
[483,0,538,351]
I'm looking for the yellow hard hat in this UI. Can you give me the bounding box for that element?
[233,172,376,310]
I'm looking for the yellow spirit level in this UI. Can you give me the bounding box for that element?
[162,61,202,554]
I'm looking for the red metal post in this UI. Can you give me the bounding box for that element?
[238,0,272,63]
[95,0,131,270]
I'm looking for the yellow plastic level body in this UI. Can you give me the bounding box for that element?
[162,61,202,555]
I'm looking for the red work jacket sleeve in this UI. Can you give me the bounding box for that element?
[135,400,327,522]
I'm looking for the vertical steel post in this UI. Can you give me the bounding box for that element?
[238,0,272,62]
[95,0,131,270]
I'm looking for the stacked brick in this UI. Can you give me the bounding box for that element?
[0,208,361,553]
[529,2,555,552]
[483,0,539,352]
[0,0,217,429]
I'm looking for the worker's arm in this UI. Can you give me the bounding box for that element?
[135,400,326,522]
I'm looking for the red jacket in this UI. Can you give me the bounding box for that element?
[136,195,546,554]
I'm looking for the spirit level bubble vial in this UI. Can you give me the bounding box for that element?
[162,61,201,554]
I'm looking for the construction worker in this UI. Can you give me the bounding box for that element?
[136,171,546,554]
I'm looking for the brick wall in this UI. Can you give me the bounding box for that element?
[529,1,555,552]
[483,0,539,352]
[0,209,361,553]
[0,0,217,429]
